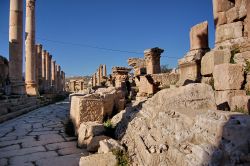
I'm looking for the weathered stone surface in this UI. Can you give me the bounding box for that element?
[79,152,117,166]
[58,147,84,156]
[245,74,250,90]
[215,90,246,110]
[36,154,82,166]
[236,0,248,19]
[213,64,244,90]
[226,7,239,23]
[144,47,164,74]
[121,83,250,165]
[201,49,231,76]
[190,21,209,50]
[77,122,105,148]
[98,138,124,154]
[234,51,250,66]
[45,142,77,151]
[87,135,110,152]
[215,12,227,26]
[247,1,250,37]
[230,95,250,113]
[215,21,243,43]
[127,58,146,76]
[212,0,234,14]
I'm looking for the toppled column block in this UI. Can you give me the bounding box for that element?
[215,21,243,44]
[213,63,244,90]
[190,21,209,50]
[201,49,231,76]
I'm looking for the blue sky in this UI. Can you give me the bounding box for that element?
[0,0,214,76]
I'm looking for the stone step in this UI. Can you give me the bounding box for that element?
[0,104,40,123]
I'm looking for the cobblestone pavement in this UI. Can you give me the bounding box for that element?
[0,100,88,166]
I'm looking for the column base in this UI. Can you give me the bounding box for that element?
[25,82,39,96]
[11,81,26,95]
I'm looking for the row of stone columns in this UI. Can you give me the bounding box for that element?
[8,0,65,96]
[92,64,107,87]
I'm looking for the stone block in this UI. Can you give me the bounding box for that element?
[215,21,243,43]
[215,90,246,110]
[214,12,227,27]
[234,51,250,66]
[236,0,248,19]
[87,135,110,152]
[247,1,250,37]
[245,74,250,90]
[226,7,239,23]
[79,152,117,166]
[212,0,234,14]
[98,139,124,154]
[213,64,244,90]
[190,21,208,50]
[201,49,231,76]
[230,95,250,113]
[77,122,105,148]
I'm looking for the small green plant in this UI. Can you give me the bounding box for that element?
[209,78,215,90]
[104,119,113,129]
[230,47,240,64]
[245,60,250,73]
[246,88,250,96]
[232,106,248,114]
[112,149,129,166]
[103,119,115,138]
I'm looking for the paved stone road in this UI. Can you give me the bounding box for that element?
[0,100,88,166]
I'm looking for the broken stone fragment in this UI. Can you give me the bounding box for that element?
[79,152,117,166]
[98,138,124,154]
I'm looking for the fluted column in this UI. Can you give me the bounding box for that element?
[9,0,25,95]
[51,60,56,93]
[56,65,61,92]
[41,50,46,92]
[103,64,107,77]
[25,0,38,95]
[45,52,52,93]
[35,44,42,90]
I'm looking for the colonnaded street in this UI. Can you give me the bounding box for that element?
[0,100,87,166]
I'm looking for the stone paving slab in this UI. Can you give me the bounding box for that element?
[0,101,87,166]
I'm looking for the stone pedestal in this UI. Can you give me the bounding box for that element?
[25,0,38,96]
[9,0,25,95]
[144,47,164,74]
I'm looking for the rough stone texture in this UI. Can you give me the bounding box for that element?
[215,90,246,110]
[190,21,209,50]
[77,122,105,148]
[201,49,231,76]
[234,51,250,67]
[79,152,117,166]
[121,83,250,165]
[237,0,248,19]
[247,1,250,37]
[230,95,250,113]
[127,58,146,76]
[213,0,234,14]
[226,7,239,23]
[178,49,208,85]
[215,12,227,26]
[215,21,243,44]
[213,63,244,90]
[245,74,250,90]
[151,73,179,88]
[87,135,110,152]
[98,138,124,154]
[138,75,158,96]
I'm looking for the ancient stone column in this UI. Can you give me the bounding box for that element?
[62,71,65,91]
[51,60,56,93]
[190,21,208,51]
[25,0,38,95]
[96,70,100,86]
[92,73,97,87]
[9,0,25,95]
[56,65,61,92]
[103,64,107,77]
[60,71,64,92]
[41,50,46,92]
[144,47,164,75]
[36,44,42,90]
[45,52,52,92]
